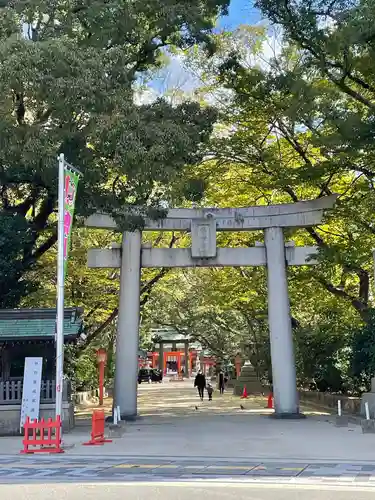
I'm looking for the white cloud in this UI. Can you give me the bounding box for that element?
[256,25,283,69]
[133,87,159,105]
[134,24,284,107]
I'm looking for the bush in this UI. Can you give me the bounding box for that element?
[294,325,348,393]
[64,345,98,392]
[350,309,375,393]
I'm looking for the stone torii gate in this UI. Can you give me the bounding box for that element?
[85,195,336,419]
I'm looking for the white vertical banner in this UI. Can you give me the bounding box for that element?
[20,357,43,430]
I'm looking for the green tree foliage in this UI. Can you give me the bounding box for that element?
[243,0,375,321]
[182,22,375,322]
[0,214,38,306]
[8,1,375,395]
[256,0,375,111]
[141,19,375,394]
[351,311,375,392]
[142,265,272,380]
[22,227,183,388]
[0,0,229,307]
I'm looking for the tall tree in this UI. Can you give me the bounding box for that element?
[180,23,375,323]
[0,0,229,307]
[255,0,375,110]
[138,24,375,392]
[22,227,181,347]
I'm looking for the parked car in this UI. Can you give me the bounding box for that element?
[151,369,163,382]
[138,368,163,384]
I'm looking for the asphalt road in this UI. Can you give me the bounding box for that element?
[2,482,375,500]
[2,455,375,485]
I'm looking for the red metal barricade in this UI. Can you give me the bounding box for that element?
[21,416,64,454]
[83,409,112,446]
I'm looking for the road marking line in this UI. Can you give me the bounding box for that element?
[280,468,305,471]
[131,465,158,469]
[114,464,158,469]
[206,466,252,470]
[0,464,100,469]
[30,470,60,477]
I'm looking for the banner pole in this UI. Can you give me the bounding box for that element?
[55,153,65,423]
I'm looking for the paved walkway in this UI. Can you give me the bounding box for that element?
[75,380,279,418]
[2,381,375,464]
[75,379,331,420]
[3,481,375,500]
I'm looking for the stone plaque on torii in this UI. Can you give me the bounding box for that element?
[85,195,337,419]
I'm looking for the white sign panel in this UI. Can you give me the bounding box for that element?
[191,219,217,258]
[20,357,43,429]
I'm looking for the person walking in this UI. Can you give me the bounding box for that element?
[219,370,225,394]
[194,370,206,401]
[206,383,214,401]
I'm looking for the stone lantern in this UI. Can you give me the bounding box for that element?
[233,360,263,396]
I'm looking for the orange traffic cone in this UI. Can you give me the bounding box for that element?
[267,393,274,409]
[240,386,248,399]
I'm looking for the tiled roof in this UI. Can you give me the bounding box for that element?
[150,326,202,349]
[0,308,83,341]
[151,326,189,342]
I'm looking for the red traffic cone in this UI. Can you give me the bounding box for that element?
[267,393,274,409]
[240,386,248,399]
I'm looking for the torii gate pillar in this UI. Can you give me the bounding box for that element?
[265,227,298,416]
[86,195,337,419]
[115,231,141,419]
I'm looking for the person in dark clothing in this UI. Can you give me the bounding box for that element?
[194,370,206,401]
[219,370,225,394]
[206,383,214,401]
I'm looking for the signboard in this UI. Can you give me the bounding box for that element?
[191,218,217,258]
[20,357,43,430]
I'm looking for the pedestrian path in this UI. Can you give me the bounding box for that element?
[75,381,269,418]
[0,455,375,486]
[2,382,373,462]
[75,380,326,419]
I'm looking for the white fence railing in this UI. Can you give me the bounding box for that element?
[0,379,70,405]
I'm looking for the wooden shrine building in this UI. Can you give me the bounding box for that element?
[0,307,83,381]
[0,307,83,435]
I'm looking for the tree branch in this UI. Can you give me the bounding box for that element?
[81,307,119,348]
[315,275,368,319]
[22,230,57,268]
[273,2,375,108]
[140,268,170,307]
[77,233,179,351]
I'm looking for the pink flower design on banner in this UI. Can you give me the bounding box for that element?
[65,174,76,206]
[63,209,72,260]
[62,167,79,279]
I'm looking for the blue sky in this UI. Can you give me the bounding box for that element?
[218,0,260,29]
[142,0,262,98]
